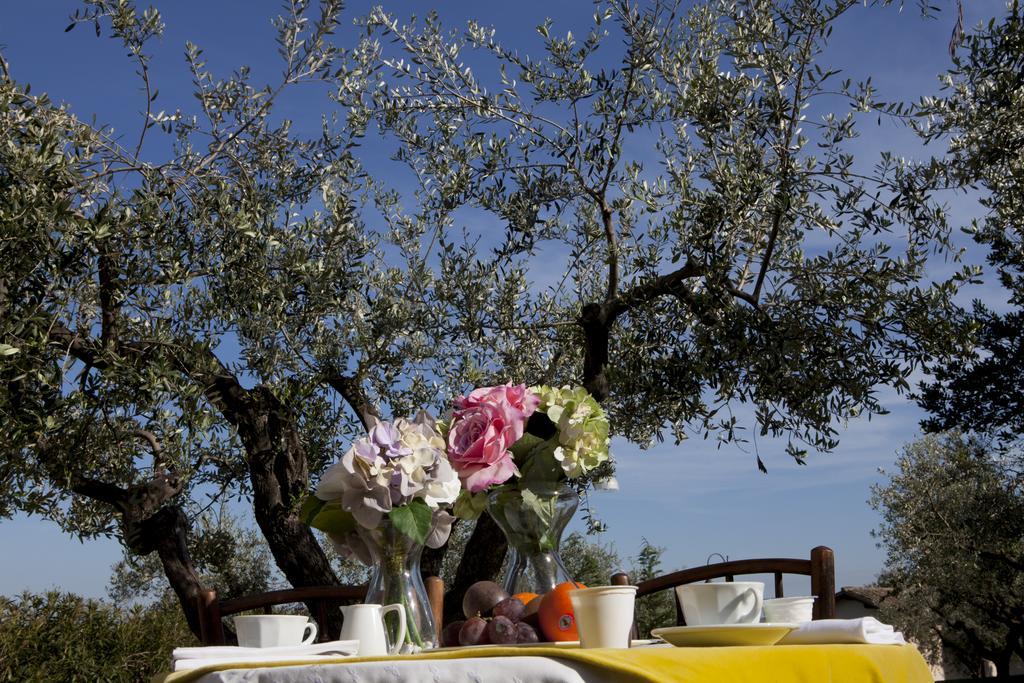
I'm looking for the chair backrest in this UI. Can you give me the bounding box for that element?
[196,577,445,645]
[611,546,835,627]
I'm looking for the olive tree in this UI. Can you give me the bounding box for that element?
[0,0,513,634]
[351,0,973,598]
[1,0,974,633]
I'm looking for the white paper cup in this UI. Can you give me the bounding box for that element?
[569,585,638,649]
[233,615,317,648]
[763,596,815,623]
[675,582,764,625]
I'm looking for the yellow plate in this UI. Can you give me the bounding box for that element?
[652,623,797,647]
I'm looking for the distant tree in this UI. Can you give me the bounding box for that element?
[629,539,676,638]
[871,433,1024,677]
[109,511,278,604]
[559,533,675,637]
[560,532,620,587]
[916,1,1024,443]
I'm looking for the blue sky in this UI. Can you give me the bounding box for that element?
[0,0,1012,598]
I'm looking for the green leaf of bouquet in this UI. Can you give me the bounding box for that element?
[390,499,433,545]
[509,432,545,461]
[453,490,487,520]
[517,436,563,485]
[298,494,325,526]
[308,503,357,536]
[520,487,556,528]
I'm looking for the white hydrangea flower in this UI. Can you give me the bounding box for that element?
[314,413,462,534]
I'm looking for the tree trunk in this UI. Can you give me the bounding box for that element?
[139,506,209,638]
[443,514,507,624]
[237,386,344,637]
[579,302,611,402]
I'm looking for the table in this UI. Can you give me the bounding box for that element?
[158,643,933,683]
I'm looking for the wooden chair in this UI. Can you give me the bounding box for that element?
[196,577,445,645]
[611,546,835,630]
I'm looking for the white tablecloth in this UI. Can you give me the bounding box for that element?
[184,656,618,683]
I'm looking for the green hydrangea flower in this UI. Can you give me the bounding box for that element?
[530,385,610,478]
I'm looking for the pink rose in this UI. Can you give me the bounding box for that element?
[447,401,521,492]
[455,383,539,443]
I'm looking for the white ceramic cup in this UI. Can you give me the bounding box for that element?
[675,581,764,626]
[233,614,318,648]
[763,596,815,623]
[568,585,638,649]
[339,603,407,656]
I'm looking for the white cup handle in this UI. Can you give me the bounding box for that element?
[381,603,407,655]
[302,621,318,645]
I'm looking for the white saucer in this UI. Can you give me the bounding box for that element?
[651,623,798,647]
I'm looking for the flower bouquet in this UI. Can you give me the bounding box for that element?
[302,412,460,651]
[444,383,611,594]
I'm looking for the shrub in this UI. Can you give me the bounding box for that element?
[0,591,195,682]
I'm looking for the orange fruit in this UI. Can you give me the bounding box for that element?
[512,592,540,605]
[538,581,586,642]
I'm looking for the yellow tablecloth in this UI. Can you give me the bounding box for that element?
[156,643,933,683]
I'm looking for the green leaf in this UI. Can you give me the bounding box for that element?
[298,494,324,525]
[301,495,357,536]
[312,506,357,535]
[453,490,487,520]
[514,435,563,485]
[509,432,545,460]
[520,488,556,528]
[0,344,21,357]
[389,499,433,544]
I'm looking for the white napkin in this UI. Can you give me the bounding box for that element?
[779,617,906,645]
[172,640,359,671]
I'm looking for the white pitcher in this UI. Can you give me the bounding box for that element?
[339,603,406,656]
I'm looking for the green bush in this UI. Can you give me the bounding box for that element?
[0,591,196,682]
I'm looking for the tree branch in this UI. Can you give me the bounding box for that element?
[753,31,813,302]
[132,427,167,472]
[134,62,152,160]
[978,550,1024,573]
[49,324,101,366]
[325,374,379,431]
[596,36,641,303]
[606,258,704,321]
[600,205,620,303]
[170,345,251,426]
[69,476,129,511]
[48,323,155,370]
[98,249,118,348]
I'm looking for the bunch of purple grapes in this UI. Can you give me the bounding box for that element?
[441,581,542,646]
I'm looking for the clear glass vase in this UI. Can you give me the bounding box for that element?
[360,518,439,652]
[486,483,579,595]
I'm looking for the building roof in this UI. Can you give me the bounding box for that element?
[836,586,893,609]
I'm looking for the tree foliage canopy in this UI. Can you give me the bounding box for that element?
[917,1,1024,442]
[0,0,976,633]
[358,0,972,457]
